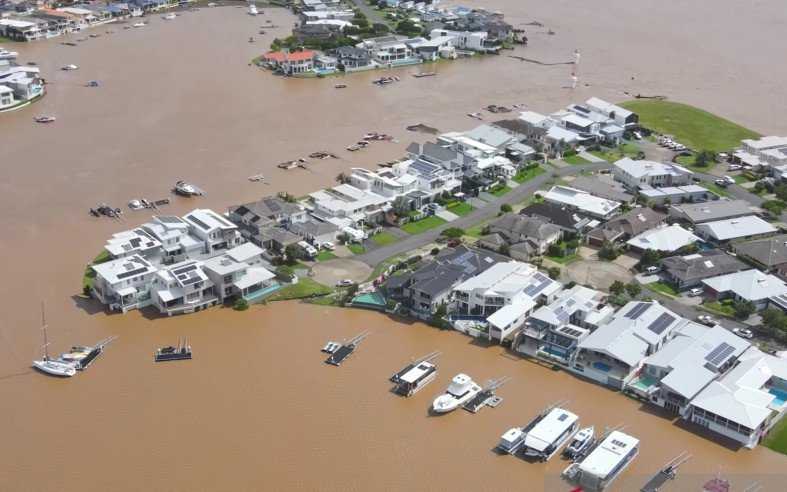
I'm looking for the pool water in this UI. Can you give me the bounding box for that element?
[351,292,387,308]
[769,388,787,406]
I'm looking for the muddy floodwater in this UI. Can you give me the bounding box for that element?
[2,2,787,490]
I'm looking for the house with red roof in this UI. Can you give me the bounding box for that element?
[261,50,316,75]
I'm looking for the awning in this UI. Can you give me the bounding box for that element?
[117,286,137,297]
[234,267,275,290]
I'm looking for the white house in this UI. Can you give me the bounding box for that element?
[451,261,561,344]
[541,185,621,220]
[626,224,699,253]
[736,136,787,172]
[613,158,693,191]
[695,215,777,243]
[182,209,243,254]
[702,269,787,311]
[308,183,390,225]
[92,255,158,313]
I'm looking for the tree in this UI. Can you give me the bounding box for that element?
[430,303,449,330]
[547,266,561,280]
[275,265,294,282]
[336,172,349,184]
[610,280,626,296]
[762,200,786,216]
[498,243,511,256]
[694,150,716,168]
[598,241,620,261]
[392,196,411,217]
[639,249,661,268]
[395,19,423,37]
[547,243,564,257]
[733,299,756,320]
[500,203,513,213]
[625,282,642,298]
[441,227,465,238]
[761,308,787,332]
[430,247,440,256]
[233,298,249,311]
[284,244,303,264]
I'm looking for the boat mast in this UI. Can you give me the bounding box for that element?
[41,302,50,361]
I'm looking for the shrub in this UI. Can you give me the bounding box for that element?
[441,227,465,238]
[233,298,249,311]
[430,247,440,256]
[733,299,756,320]
[500,203,513,213]
[547,266,561,280]
[498,243,510,256]
[625,282,642,298]
[275,265,295,282]
[762,200,786,216]
[610,280,625,295]
[598,241,620,261]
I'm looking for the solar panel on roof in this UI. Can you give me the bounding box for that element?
[117,267,147,280]
[566,298,576,307]
[705,342,736,367]
[158,216,183,224]
[555,307,570,324]
[182,276,202,286]
[558,413,569,421]
[524,273,551,297]
[186,214,211,231]
[625,302,650,320]
[411,159,440,175]
[648,312,675,335]
[173,264,198,276]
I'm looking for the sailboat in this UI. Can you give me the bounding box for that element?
[32,303,76,377]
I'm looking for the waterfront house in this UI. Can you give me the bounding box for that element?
[288,219,340,245]
[586,208,666,247]
[478,213,562,260]
[660,249,747,291]
[734,136,787,173]
[182,209,243,254]
[356,35,419,66]
[383,246,505,319]
[228,196,308,247]
[583,97,639,129]
[0,18,43,41]
[695,215,777,244]
[262,50,316,75]
[541,185,621,220]
[627,322,750,415]
[91,255,158,313]
[104,215,202,266]
[517,285,614,365]
[307,183,390,226]
[732,234,787,280]
[0,61,44,110]
[570,300,688,389]
[149,259,217,316]
[613,158,693,191]
[686,347,787,449]
[626,224,699,254]
[334,46,373,71]
[702,269,787,312]
[450,261,561,343]
[519,202,594,235]
[200,243,275,304]
[428,28,491,52]
[669,199,756,225]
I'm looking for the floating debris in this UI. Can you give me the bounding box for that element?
[406,123,439,134]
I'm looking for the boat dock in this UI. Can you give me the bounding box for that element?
[640,452,691,492]
[77,336,117,370]
[325,331,369,366]
[463,376,511,413]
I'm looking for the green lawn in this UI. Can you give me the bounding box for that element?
[589,143,640,163]
[648,281,679,298]
[619,100,760,152]
[266,278,333,301]
[562,154,591,165]
[401,216,447,234]
[490,185,512,197]
[764,416,787,455]
[82,250,111,292]
[702,299,736,318]
[446,201,474,216]
[674,153,717,172]
[347,243,366,255]
[513,166,545,183]
[315,250,337,262]
[545,253,579,265]
[370,231,399,246]
[703,182,732,198]
[465,222,487,238]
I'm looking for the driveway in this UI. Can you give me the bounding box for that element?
[311,259,372,285]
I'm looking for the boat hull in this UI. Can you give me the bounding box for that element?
[32,360,76,377]
[431,386,481,413]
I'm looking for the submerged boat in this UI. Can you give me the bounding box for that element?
[173,180,203,196]
[85,80,101,87]
[334,84,347,89]
[390,354,438,397]
[155,338,192,362]
[562,430,639,491]
[34,115,56,124]
[413,72,436,78]
[563,426,595,460]
[432,373,481,413]
[325,331,369,366]
[32,304,76,378]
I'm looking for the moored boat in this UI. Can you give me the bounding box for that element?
[432,373,481,413]
[32,304,76,378]
[162,13,177,20]
[563,426,595,460]
[132,22,146,28]
[521,407,579,461]
[173,180,203,196]
[155,338,192,362]
[61,64,79,71]
[34,115,56,124]
[563,430,639,491]
[391,355,438,397]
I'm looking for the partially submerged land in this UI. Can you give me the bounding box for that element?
[84,95,787,458]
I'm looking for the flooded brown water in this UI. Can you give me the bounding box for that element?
[1,3,787,490]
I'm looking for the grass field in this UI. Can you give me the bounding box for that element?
[347,243,366,255]
[490,185,512,197]
[465,222,488,238]
[545,254,578,265]
[764,417,787,455]
[512,166,545,183]
[401,216,447,234]
[702,299,736,318]
[315,250,337,262]
[589,142,641,163]
[648,281,679,298]
[446,201,474,216]
[562,154,591,165]
[703,182,732,198]
[619,100,760,151]
[370,231,399,246]
[266,278,332,301]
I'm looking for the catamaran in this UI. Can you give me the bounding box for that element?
[432,373,481,413]
[32,304,76,378]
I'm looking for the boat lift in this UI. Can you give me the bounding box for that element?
[462,376,512,413]
[325,331,369,366]
[639,452,692,492]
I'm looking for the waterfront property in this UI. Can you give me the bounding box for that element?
[0,60,44,112]
[570,300,688,389]
[702,269,787,312]
[612,158,694,191]
[734,135,787,174]
[449,261,561,343]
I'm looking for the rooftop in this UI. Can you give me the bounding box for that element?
[661,250,747,283]
[626,224,699,252]
[696,215,776,241]
[670,199,755,223]
[733,233,787,267]
[702,269,787,301]
[542,185,621,218]
[614,157,692,180]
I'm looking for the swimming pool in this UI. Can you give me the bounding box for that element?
[769,388,787,406]
[351,292,387,310]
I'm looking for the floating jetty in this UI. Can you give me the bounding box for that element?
[325,331,369,366]
[155,338,192,362]
[390,351,440,396]
[640,452,691,492]
[60,336,117,371]
[463,376,511,413]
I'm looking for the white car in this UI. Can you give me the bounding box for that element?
[645,266,660,274]
[697,314,715,326]
[728,164,742,171]
[733,327,754,339]
[336,279,354,287]
[320,241,335,251]
[688,288,704,297]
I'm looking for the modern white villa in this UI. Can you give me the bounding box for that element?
[0,60,45,112]
[612,158,694,191]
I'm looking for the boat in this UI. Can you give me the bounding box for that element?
[0,47,18,60]
[321,341,341,354]
[89,33,100,38]
[521,407,579,461]
[128,199,145,210]
[413,71,436,78]
[62,64,79,71]
[59,336,116,370]
[563,426,595,460]
[32,304,76,378]
[155,338,192,362]
[346,144,361,152]
[132,22,146,28]
[34,115,56,124]
[390,351,440,397]
[432,373,482,413]
[334,84,347,89]
[248,3,258,15]
[162,13,177,20]
[639,452,691,492]
[85,80,100,87]
[173,180,203,196]
[325,331,369,366]
[562,430,639,491]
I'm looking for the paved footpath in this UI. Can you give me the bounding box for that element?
[356,162,610,266]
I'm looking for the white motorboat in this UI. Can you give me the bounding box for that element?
[61,64,79,71]
[173,180,203,196]
[32,304,76,378]
[0,47,18,60]
[321,341,341,354]
[34,115,56,124]
[248,3,258,15]
[133,22,146,28]
[162,13,177,20]
[522,407,579,461]
[498,426,527,454]
[564,426,595,460]
[432,373,481,413]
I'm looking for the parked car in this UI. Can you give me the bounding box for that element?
[320,241,335,251]
[688,288,704,297]
[336,279,354,287]
[733,327,754,339]
[723,175,735,185]
[714,178,729,187]
[645,265,660,274]
[727,164,742,171]
[297,240,318,258]
[697,314,715,326]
